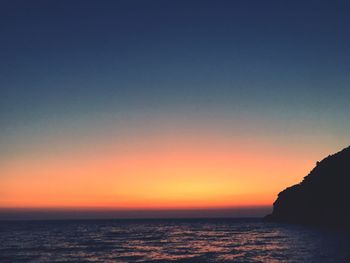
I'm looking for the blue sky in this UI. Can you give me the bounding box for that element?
[1,1,350,212]
[1,0,350,156]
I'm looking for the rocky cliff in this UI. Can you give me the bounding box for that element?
[265,146,350,229]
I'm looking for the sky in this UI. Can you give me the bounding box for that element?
[1,0,350,216]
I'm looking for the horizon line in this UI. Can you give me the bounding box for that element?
[0,206,271,221]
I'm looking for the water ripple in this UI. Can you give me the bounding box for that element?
[0,219,349,262]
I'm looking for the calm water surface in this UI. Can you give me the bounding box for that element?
[0,218,349,262]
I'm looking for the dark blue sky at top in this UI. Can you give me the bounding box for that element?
[1,0,350,140]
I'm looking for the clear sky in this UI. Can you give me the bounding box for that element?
[1,1,350,212]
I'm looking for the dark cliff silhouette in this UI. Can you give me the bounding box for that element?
[265,146,350,229]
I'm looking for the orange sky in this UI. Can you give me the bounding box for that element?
[2,0,350,214]
[0,129,329,209]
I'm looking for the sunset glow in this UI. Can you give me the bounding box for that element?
[0,125,328,209]
[2,2,350,262]
[1,0,349,213]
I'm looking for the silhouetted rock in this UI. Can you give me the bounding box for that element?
[265,146,350,229]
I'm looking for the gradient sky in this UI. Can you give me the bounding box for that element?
[1,1,350,210]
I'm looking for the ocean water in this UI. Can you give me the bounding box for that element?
[0,218,349,263]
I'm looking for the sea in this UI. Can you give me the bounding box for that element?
[0,218,349,263]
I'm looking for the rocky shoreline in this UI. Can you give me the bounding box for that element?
[265,146,350,230]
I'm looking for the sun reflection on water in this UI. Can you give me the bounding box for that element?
[0,219,349,262]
